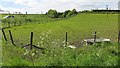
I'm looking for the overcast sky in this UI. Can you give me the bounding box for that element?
[0,0,119,14]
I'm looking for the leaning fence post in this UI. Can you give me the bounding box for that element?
[30,32,33,50]
[65,32,68,45]
[2,29,7,41]
[9,30,15,46]
[94,31,96,43]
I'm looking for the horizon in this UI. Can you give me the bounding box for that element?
[0,0,119,14]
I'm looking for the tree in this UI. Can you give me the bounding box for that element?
[57,12,64,18]
[63,9,78,18]
[71,9,78,14]
[66,12,72,18]
[47,9,58,18]
[63,10,71,17]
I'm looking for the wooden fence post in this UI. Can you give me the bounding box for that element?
[118,30,120,43]
[94,31,96,43]
[30,32,33,50]
[2,29,7,41]
[9,30,15,46]
[65,32,68,45]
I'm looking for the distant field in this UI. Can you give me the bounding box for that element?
[1,14,61,29]
[1,13,119,66]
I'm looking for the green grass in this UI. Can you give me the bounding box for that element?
[1,14,62,28]
[1,13,118,66]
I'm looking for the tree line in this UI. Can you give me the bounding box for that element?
[46,9,119,18]
[46,9,78,18]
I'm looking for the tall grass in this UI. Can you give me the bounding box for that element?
[2,13,118,66]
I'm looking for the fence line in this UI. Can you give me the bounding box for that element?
[2,30,118,47]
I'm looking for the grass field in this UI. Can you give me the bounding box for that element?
[1,13,119,66]
[1,14,61,29]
